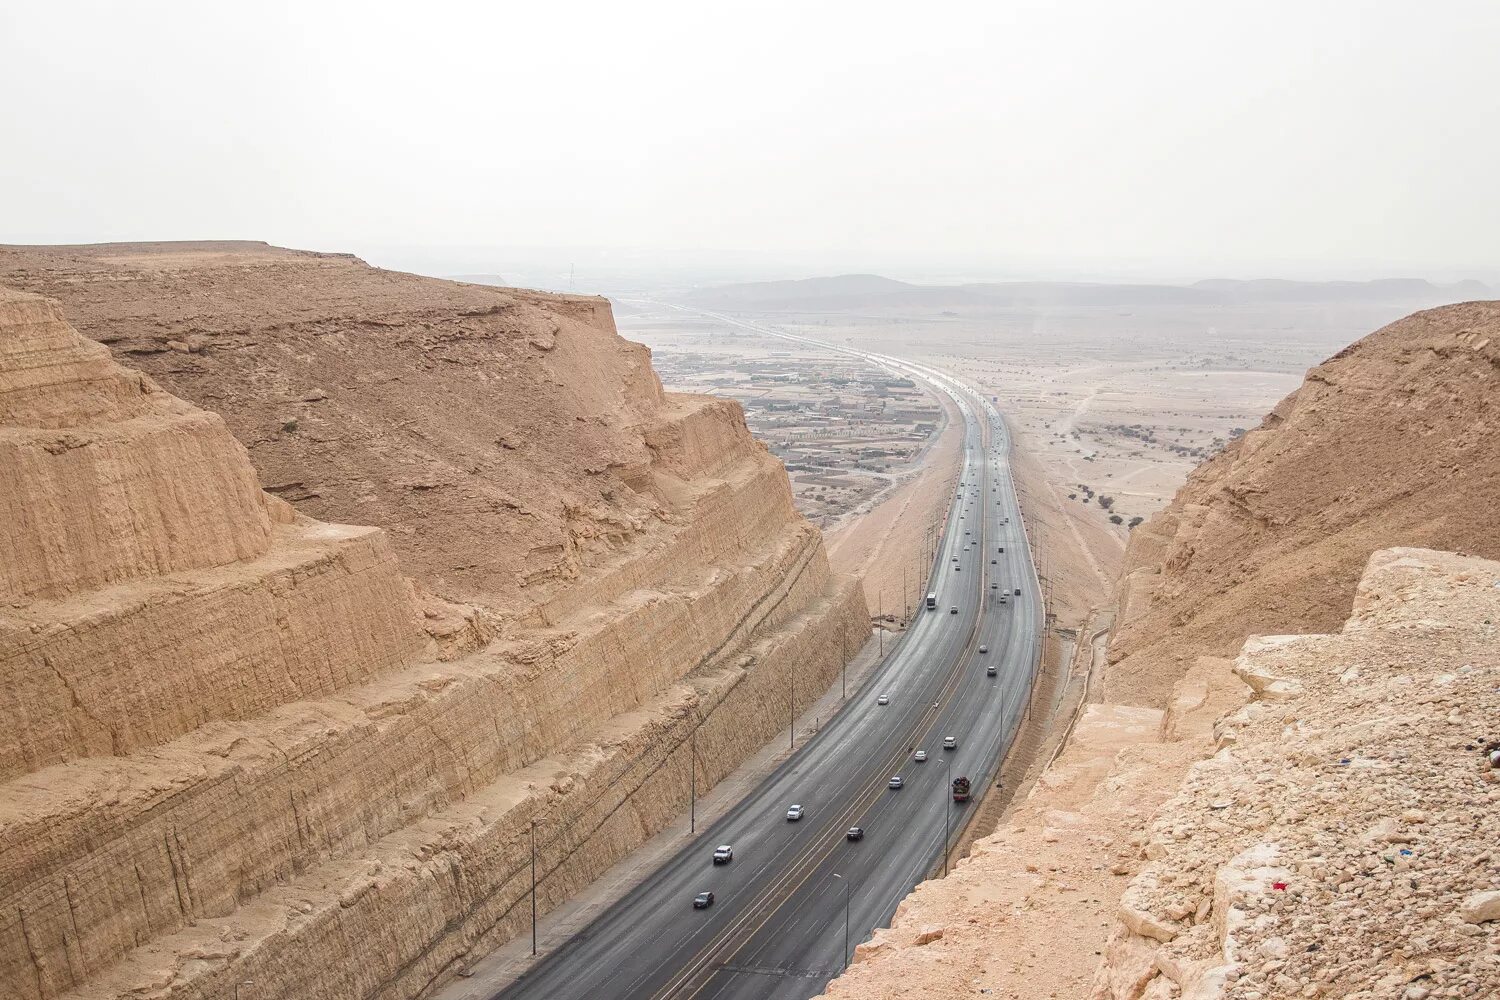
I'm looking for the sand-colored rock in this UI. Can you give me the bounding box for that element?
[0,290,278,604]
[1106,301,1500,709]
[0,256,867,1000]
[1092,549,1500,999]
[0,242,751,622]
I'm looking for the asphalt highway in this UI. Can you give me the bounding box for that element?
[499,317,1044,1000]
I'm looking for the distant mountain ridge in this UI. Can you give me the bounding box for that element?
[684,273,1494,312]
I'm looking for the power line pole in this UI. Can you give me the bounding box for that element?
[537,827,543,959]
[841,621,848,699]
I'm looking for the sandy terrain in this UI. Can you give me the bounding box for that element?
[819,393,961,622]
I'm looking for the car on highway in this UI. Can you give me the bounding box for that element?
[693,891,715,909]
[877,694,889,705]
[943,736,958,750]
[914,749,928,762]
[986,665,997,676]
[888,776,904,789]
[1014,587,1022,596]
[949,606,958,614]
[786,804,804,821]
[712,845,733,864]
[979,644,988,653]
[846,826,864,841]
[954,566,961,571]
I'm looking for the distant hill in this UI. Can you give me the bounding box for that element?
[682,274,1493,312]
[683,273,980,312]
[1191,277,1494,303]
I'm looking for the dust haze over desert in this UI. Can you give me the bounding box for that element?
[2,4,1498,1000]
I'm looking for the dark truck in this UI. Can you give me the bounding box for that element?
[951,776,972,802]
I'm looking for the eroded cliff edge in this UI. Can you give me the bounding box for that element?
[0,247,869,1000]
[818,302,1500,998]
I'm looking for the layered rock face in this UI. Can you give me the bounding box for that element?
[0,258,867,1000]
[1108,302,1500,708]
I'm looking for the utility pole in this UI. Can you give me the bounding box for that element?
[833,873,850,971]
[790,668,795,751]
[537,827,543,959]
[840,620,852,701]
[690,727,697,834]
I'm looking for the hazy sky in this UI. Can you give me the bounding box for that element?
[3,0,1497,279]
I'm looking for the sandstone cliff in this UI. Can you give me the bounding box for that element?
[1107,301,1500,707]
[0,252,868,1000]
[0,241,759,623]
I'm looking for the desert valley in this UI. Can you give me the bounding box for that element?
[4,5,1499,999]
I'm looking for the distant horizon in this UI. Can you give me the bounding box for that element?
[5,236,1495,298]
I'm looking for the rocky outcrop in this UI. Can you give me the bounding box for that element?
[1107,301,1500,708]
[0,259,867,1000]
[1093,549,1500,999]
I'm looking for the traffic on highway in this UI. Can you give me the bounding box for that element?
[500,317,1044,1000]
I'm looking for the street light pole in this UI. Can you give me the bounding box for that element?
[690,727,697,834]
[790,668,795,751]
[941,757,951,877]
[832,873,850,971]
[530,819,538,956]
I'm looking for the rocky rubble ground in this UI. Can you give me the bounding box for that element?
[1099,548,1500,999]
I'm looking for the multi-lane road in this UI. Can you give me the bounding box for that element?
[500,315,1044,1000]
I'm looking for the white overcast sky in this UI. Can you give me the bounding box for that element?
[2,0,1497,279]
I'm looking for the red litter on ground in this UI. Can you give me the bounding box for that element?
[1272,882,1288,891]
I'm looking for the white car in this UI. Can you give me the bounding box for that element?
[914,749,928,762]
[943,736,958,750]
[888,776,904,789]
[712,845,733,864]
[877,694,890,705]
[786,804,805,821]
[979,644,988,653]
